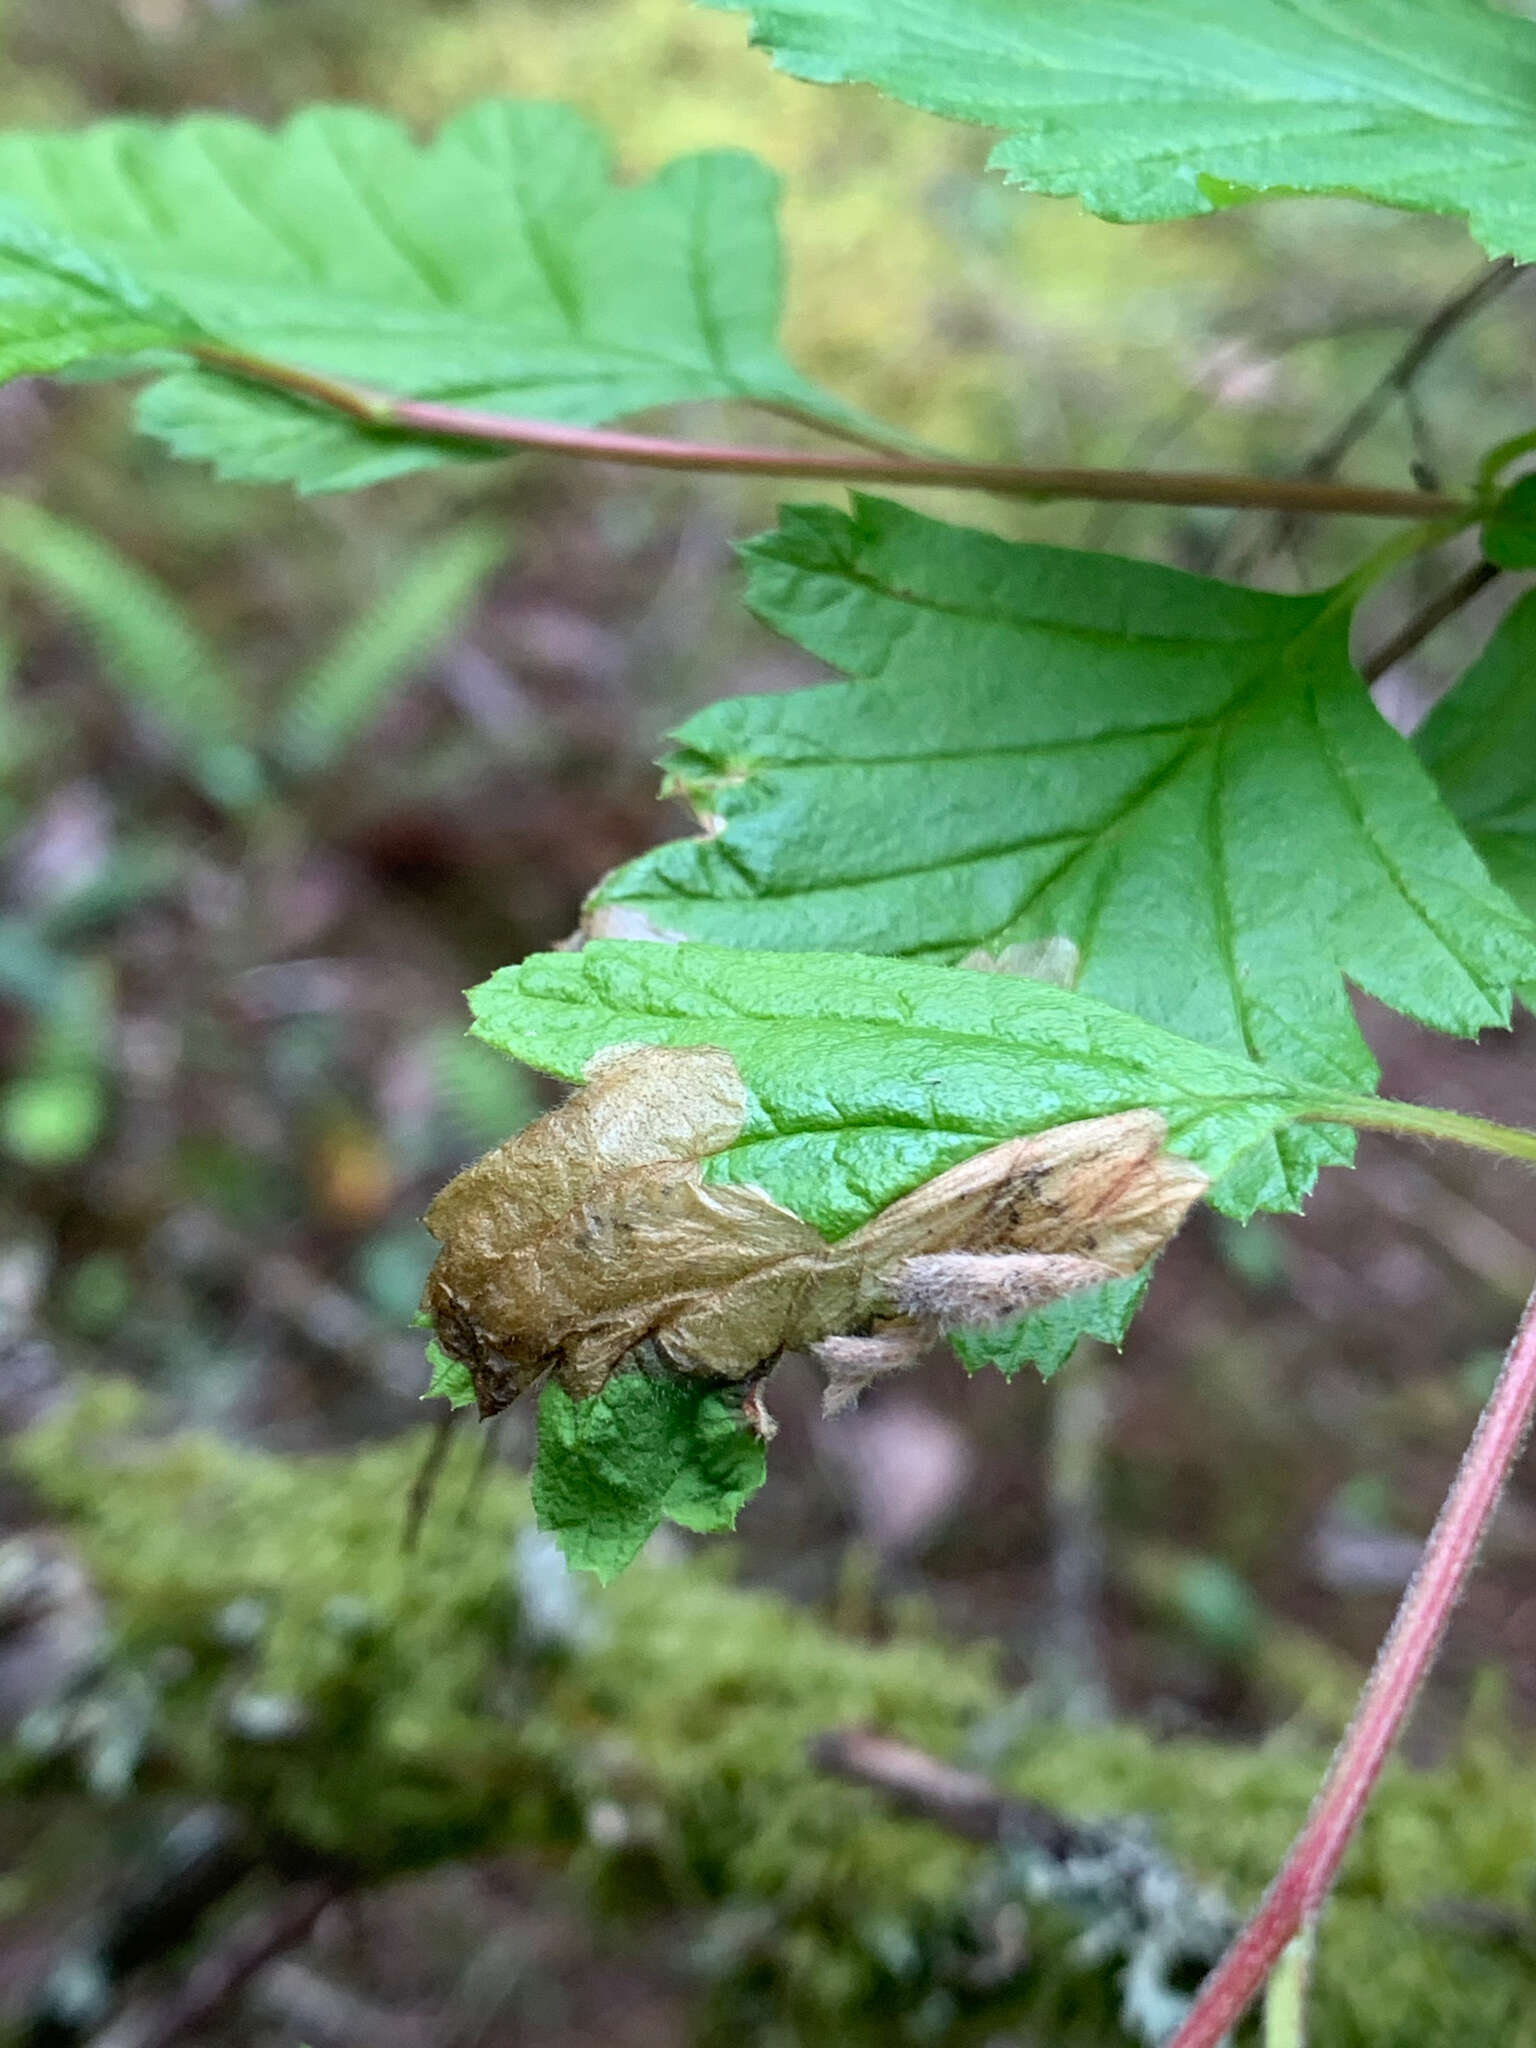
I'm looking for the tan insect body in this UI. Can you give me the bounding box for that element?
[421,1043,1208,1418]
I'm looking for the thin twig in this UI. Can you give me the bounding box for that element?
[811,1728,1088,1856]
[813,1725,1237,2029]
[747,395,934,460]
[401,1406,455,1554]
[1303,1094,1536,1170]
[1167,1279,1536,2048]
[188,343,1468,522]
[1224,256,1519,577]
[1301,258,1520,484]
[1358,558,1502,682]
[455,1409,504,1525]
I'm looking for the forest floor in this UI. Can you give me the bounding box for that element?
[2,2,1536,2041]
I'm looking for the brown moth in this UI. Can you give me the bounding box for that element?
[420,1042,1208,1420]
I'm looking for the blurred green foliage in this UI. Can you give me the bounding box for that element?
[0,495,508,812]
[0,493,506,1173]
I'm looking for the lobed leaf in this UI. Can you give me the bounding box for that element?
[1416,591,1536,1007]
[0,101,878,491]
[950,1266,1150,1381]
[709,0,1536,261]
[469,939,1318,1240]
[0,205,199,380]
[532,1375,766,1580]
[593,498,1536,1214]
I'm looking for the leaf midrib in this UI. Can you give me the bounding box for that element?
[514,986,1297,1107]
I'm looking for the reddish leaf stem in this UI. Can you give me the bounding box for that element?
[1168,1279,1536,2048]
[189,343,1469,522]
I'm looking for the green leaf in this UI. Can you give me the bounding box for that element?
[660,1393,770,1534]
[277,524,507,775]
[0,496,263,809]
[0,101,879,491]
[427,1028,540,1155]
[951,1267,1150,1381]
[710,0,1536,261]
[0,204,201,380]
[423,1337,477,1411]
[1483,476,1536,570]
[470,939,1321,1240]
[532,1374,766,1580]
[1416,590,1536,1006]
[593,498,1536,1212]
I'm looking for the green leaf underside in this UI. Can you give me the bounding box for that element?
[594,498,1536,1214]
[532,1375,767,1580]
[470,940,1320,1244]
[0,205,201,379]
[709,0,1536,262]
[0,101,875,491]
[424,1337,476,1410]
[1416,590,1536,1008]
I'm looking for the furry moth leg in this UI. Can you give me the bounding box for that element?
[812,1326,932,1417]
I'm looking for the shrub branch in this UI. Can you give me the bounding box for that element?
[1359,557,1504,681]
[189,344,1471,522]
[1168,1277,1536,2048]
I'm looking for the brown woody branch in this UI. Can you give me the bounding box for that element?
[811,1728,1100,1859]
[1302,258,1521,486]
[1360,557,1503,682]
[1225,256,1521,576]
[117,1880,344,2048]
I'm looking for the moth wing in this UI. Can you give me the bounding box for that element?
[424,1042,748,1252]
[422,1043,758,1407]
[849,1110,1207,1301]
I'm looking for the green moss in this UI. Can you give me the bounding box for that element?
[13,1384,1536,2044]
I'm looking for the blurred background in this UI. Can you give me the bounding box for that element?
[2,2,1536,2043]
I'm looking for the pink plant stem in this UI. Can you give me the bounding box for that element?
[188,343,1467,522]
[1167,1280,1536,2048]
